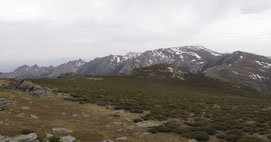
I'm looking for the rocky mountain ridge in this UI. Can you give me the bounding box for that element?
[1,46,271,93]
[77,46,223,75]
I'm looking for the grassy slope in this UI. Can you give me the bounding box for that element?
[30,73,271,141]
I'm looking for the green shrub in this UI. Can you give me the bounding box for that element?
[49,136,60,142]
[177,127,193,138]
[217,134,225,139]
[237,137,265,142]
[226,129,243,136]
[225,134,240,142]
[133,118,143,123]
[192,132,209,141]
[152,126,172,133]
[165,121,179,129]
[200,126,215,135]
[130,109,144,113]
[20,129,35,134]
[148,128,158,134]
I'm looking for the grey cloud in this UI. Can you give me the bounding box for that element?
[241,0,271,14]
[0,0,270,71]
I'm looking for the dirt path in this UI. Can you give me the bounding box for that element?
[0,90,187,142]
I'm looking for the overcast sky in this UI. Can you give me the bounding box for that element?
[0,0,271,71]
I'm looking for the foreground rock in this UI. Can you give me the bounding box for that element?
[0,133,38,142]
[0,98,8,111]
[136,121,158,128]
[115,136,127,141]
[112,110,124,117]
[59,135,76,142]
[1,79,55,98]
[52,128,73,133]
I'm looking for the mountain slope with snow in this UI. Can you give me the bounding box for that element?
[205,51,271,93]
[1,46,271,93]
[78,46,223,75]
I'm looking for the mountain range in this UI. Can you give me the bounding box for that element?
[0,59,86,78]
[1,46,271,93]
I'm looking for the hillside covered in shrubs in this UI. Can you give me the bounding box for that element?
[30,64,271,141]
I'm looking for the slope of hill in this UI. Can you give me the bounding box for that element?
[28,64,271,141]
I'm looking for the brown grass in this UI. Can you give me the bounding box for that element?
[0,89,188,142]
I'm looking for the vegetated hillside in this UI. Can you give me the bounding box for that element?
[120,64,186,80]
[30,65,271,142]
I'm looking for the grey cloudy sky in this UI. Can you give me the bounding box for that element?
[0,0,271,71]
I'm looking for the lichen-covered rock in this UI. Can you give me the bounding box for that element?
[59,135,76,142]
[52,128,73,133]
[0,133,38,142]
[115,136,127,141]
[136,121,158,128]
[112,110,124,117]
[14,133,38,142]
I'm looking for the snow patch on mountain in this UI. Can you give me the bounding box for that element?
[170,48,202,59]
[125,52,141,58]
[255,61,271,69]
[184,46,222,56]
[232,71,238,75]
[167,67,174,73]
[249,73,266,80]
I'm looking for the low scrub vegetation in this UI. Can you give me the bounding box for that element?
[30,72,271,141]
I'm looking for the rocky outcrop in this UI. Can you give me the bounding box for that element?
[1,79,56,98]
[0,133,38,142]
